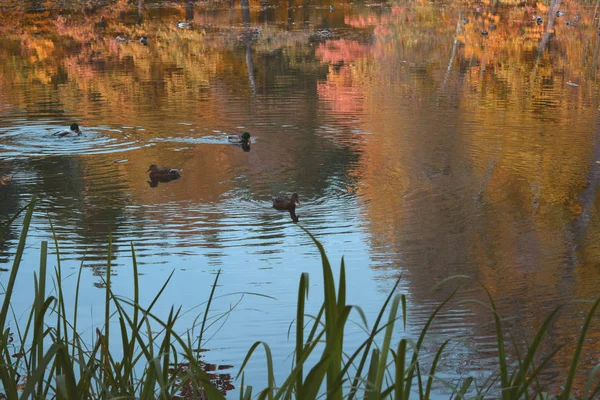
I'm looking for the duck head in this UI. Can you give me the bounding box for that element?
[146,164,158,172]
[70,123,81,134]
[241,132,251,140]
[291,193,300,205]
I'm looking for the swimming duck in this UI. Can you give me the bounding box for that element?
[227,132,251,144]
[140,36,148,45]
[177,21,192,29]
[481,30,488,36]
[534,15,543,25]
[273,193,300,222]
[146,164,182,180]
[556,11,566,17]
[329,5,334,12]
[273,193,299,210]
[54,123,82,137]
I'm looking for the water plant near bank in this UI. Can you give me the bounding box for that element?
[1,200,599,399]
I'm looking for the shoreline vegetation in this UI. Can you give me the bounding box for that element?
[1,200,600,399]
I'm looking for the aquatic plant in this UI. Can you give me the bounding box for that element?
[1,200,600,399]
[0,199,228,399]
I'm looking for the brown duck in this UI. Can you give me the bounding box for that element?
[272,193,300,222]
[146,164,182,181]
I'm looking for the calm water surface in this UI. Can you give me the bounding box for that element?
[2,0,600,395]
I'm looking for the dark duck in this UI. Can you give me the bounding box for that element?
[272,193,300,223]
[146,164,182,186]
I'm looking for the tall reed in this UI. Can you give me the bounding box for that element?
[1,201,599,399]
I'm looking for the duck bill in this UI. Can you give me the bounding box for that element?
[145,169,151,172]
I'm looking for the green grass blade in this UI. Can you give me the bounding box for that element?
[512,306,561,396]
[296,272,309,395]
[456,376,474,399]
[394,339,407,400]
[375,294,401,392]
[404,289,456,398]
[298,356,331,400]
[71,249,87,361]
[0,198,35,330]
[0,202,31,242]
[559,298,600,400]
[365,348,380,399]
[237,341,275,397]
[299,227,342,400]
[348,276,402,400]
[198,269,221,353]
[484,288,509,400]
[583,363,600,400]
[424,339,450,399]
[19,342,62,399]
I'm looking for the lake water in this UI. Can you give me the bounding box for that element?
[1,0,600,396]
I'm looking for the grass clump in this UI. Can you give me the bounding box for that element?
[0,199,227,399]
[1,199,600,399]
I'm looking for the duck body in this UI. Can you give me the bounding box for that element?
[272,193,300,222]
[54,123,82,137]
[272,193,299,211]
[227,131,251,144]
[146,164,182,181]
[177,21,192,29]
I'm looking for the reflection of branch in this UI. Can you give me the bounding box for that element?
[440,19,462,92]
[286,0,294,31]
[246,43,257,96]
[240,0,256,96]
[185,0,194,21]
[241,0,250,27]
[592,1,600,82]
[564,110,600,272]
[574,111,600,234]
[536,0,561,61]
[137,0,145,25]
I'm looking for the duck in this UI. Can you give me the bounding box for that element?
[139,36,148,45]
[556,11,566,17]
[534,15,543,25]
[273,193,299,210]
[273,193,300,223]
[481,30,488,36]
[329,5,334,12]
[54,123,82,137]
[177,21,192,29]
[146,164,182,181]
[227,132,251,144]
